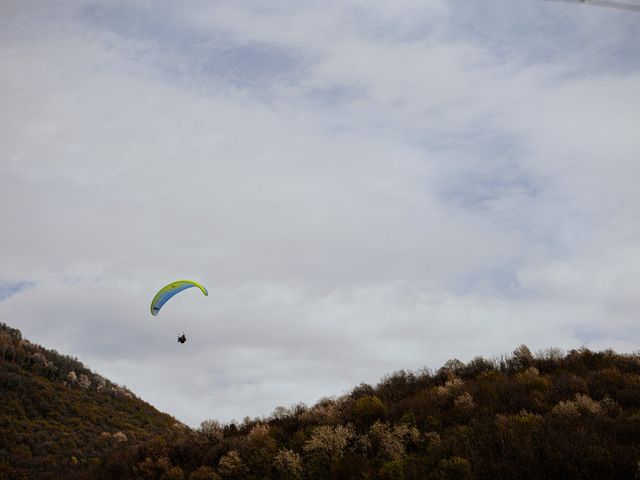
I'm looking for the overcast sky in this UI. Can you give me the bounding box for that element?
[1,0,639,427]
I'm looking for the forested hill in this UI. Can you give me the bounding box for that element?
[2,322,640,480]
[100,345,640,480]
[0,323,178,480]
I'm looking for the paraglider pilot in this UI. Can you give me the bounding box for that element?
[150,280,207,345]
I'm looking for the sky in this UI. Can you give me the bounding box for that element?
[1,0,639,427]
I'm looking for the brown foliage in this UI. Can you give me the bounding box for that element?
[4,322,640,480]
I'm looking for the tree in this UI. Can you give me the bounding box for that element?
[161,466,185,480]
[351,395,387,430]
[188,466,221,480]
[304,425,355,479]
[510,345,534,371]
[429,457,472,480]
[199,419,224,442]
[379,459,404,480]
[217,450,247,479]
[273,448,303,480]
[244,423,277,476]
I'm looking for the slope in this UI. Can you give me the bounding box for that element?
[0,323,178,480]
[98,346,640,480]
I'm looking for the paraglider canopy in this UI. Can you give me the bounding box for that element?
[150,280,208,316]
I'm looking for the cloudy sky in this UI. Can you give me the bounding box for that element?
[1,0,639,427]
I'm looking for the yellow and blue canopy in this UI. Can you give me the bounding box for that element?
[150,280,208,316]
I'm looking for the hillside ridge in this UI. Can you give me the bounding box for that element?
[0,322,178,480]
[3,322,640,479]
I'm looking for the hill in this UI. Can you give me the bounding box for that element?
[2,322,640,479]
[98,346,640,480]
[0,323,178,480]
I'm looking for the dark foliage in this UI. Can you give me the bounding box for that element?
[0,323,177,479]
[96,344,640,480]
[3,322,640,479]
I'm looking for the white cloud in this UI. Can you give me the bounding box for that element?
[1,0,639,426]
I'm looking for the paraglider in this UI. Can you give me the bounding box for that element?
[150,280,208,344]
[150,280,208,316]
